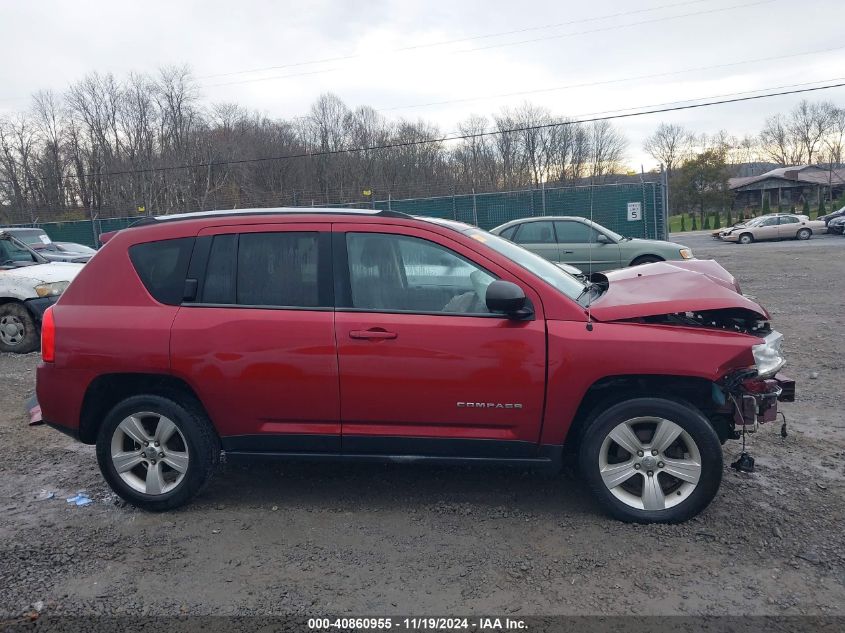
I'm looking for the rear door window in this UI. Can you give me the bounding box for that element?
[202,234,237,304]
[237,232,320,307]
[514,221,555,244]
[199,231,325,308]
[129,238,194,305]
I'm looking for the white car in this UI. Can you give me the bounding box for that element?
[0,231,83,353]
[720,214,826,244]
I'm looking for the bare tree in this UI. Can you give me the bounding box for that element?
[643,123,693,174]
[589,120,627,181]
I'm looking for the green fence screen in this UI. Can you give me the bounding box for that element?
[9,181,666,247]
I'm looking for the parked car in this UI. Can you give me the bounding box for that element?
[0,230,83,353]
[0,228,94,262]
[54,242,97,256]
[489,216,693,273]
[37,208,794,523]
[720,214,824,244]
[828,216,845,235]
[818,205,845,230]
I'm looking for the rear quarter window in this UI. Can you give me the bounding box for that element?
[128,238,194,305]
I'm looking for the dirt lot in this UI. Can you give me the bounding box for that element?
[1,233,844,619]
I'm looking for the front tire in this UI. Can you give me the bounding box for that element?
[96,395,219,511]
[578,398,723,523]
[0,302,38,353]
[738,233,754,245]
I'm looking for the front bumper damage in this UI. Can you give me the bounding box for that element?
[719,372,795,433]
[23,296,59,322]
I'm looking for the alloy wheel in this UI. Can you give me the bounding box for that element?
[598,416,702,511]
[110,412,190,495]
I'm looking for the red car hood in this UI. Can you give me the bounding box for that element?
[588,260,769,321]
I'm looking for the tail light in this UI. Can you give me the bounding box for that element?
[41,306,55,363]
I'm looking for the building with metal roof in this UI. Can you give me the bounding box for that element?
[730,165,845,210]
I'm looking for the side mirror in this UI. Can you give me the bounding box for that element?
[596,233,611,244]
[486,280,533,319]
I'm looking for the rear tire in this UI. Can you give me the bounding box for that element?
[0,302,38,353]
[96,395,219,511]
[578,397,723,523]
[738,233,754,245]
[796,228,811,240]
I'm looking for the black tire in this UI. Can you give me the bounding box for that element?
[96,394,220,511]
[578,397,723,524]
[796,228,811,240]
[630,255,663,266]
[0,302,38,353]
[738,233,754,245]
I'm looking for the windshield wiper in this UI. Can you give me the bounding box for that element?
[576,282,600,303]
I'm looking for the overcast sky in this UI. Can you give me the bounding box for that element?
[2,0,844,169]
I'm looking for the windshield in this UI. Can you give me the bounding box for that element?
[465,229,586,300]
[0,234,44,266]
[11,230,52,247]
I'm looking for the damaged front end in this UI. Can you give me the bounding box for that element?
[713,332,795,436]
[585,259,797,438]
[715,369,795,435]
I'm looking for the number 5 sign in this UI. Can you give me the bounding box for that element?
[627,202,642,221]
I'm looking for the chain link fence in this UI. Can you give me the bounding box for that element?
[5,181,666,248]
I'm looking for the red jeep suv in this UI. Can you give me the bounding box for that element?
[36,209,794,523]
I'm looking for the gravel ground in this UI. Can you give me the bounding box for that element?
[1,233,844,619]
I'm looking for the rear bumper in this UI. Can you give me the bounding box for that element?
[23,296,58,322]
[44,420,81,441]
[36,362,92,441]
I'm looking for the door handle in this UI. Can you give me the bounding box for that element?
[349,329,397,340]
[562,250,574,254]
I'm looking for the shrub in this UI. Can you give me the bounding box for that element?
[713,212,722,229]
[691,214,698,230]
[680,214,687,231]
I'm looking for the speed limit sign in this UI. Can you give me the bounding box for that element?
[627,202,642,221]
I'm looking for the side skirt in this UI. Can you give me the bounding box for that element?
[221,435,562,471]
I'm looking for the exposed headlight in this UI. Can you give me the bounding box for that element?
[34,281,69,298]
[679,248,694,259]
[752,331,785,378]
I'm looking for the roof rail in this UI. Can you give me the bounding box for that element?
[123,207,416,226]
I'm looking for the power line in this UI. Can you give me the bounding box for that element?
[378,44,845,112]
[456,0,774,54]
[201,0,775,90]
[4,79,844,188]
[198,0,711,80]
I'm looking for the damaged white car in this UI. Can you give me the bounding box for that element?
[0,230,84,353]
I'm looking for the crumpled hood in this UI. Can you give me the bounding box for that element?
[588,260,768,321]
[1,261,84,285]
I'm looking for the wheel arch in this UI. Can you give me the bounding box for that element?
[629,254,665,266]
[79,373,214,444]
[563,374,731,454]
